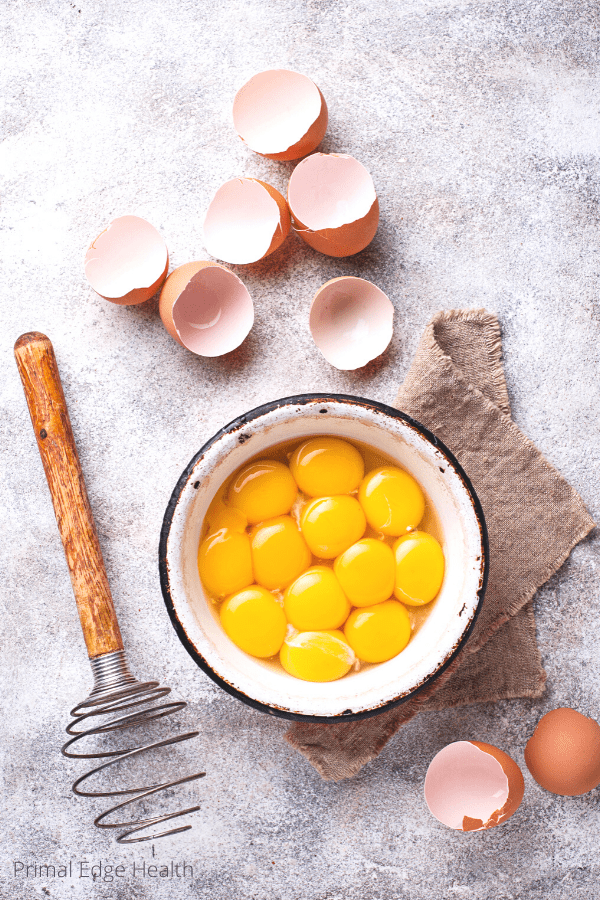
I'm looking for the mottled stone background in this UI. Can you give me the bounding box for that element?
[2,1,600,897]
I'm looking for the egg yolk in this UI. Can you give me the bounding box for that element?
[198,527,253,597]
[300,495,366,558]
[205,487,248,534]
[393,531,445,606]
[284,566,350,631]
[280,630,355,682]
[289,437,365,497]
[220,586,287,658]
[334,538,395,607]
[228,460,298,524]
[344,600,411,663]
[250,515,312,590]
[358,466,425,536]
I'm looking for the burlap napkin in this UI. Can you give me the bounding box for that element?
[285,309,595,779]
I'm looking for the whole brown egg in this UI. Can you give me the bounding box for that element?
[524,707,600,796]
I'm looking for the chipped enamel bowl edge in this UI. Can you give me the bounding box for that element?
[159,394,488,722]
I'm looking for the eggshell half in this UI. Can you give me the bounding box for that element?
[159,261,253,357]
[287,153,379,257]
[85,215,168,305]
[310,276,393,370]
[525,707,600,796]
[233,70,328,161]
[204,178,291,265]
[424,741,525,831]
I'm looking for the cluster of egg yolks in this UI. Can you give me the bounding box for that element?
[220,586,287,658]
[393,531,445,606]
[250,515,311,590]
[344,600,411,663]
[280,630,355,682]
[290,437,364,496]
[284,567,350,631]
[359,467,425,535]
[228,460,297,523]
[300,495,366,558]
[334,538,395,607]
[198,440,445,681]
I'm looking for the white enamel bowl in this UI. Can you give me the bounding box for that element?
[159,395,488,722]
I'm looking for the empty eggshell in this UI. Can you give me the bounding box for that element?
[310,276,393,370]
[159,261,253,357]
[204,178,291,265]
[424,741,525,831]
[85,215,168,305]
[287,153,379,257]
[524,707,600,796]
[233,69,328,161]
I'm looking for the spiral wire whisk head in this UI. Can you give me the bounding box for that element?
[62,650,205,844]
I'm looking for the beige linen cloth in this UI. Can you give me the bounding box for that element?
[286,309,595,780]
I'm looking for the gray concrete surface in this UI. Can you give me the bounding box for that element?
[2,0,600,897]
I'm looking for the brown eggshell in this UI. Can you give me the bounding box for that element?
[203,178,291,264]
[85,215,168,305]
[159,261,253,357]
[233,70,328,161]
[287,153,379,257]
[424,740,524,831]
[525,707,600,796]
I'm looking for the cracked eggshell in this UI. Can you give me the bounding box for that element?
[525,707,600,796]
[159,261,253,357]
[233,69,328,161]
[310,276,393,370]
[287,153,379,257]
[85,215,168,305]
[203,178,291,265]
[424,741,525,831]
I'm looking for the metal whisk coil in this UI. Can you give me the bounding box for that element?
[62,650,205,844]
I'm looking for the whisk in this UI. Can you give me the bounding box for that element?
[14,332,205,843]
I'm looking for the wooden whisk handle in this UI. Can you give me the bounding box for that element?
[14,332,123,659]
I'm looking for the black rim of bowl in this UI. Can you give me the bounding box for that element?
[159,393,489,723]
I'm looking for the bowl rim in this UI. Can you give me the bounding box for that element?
[159,393,489,722]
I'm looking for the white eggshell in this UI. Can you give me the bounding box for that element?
[233,70,328,161]
[85,215,168,305]
[159,261,253,357]
[203,178,291,265]
[310,276,393,370]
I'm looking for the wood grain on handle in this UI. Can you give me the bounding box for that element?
[14,332,123,658]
